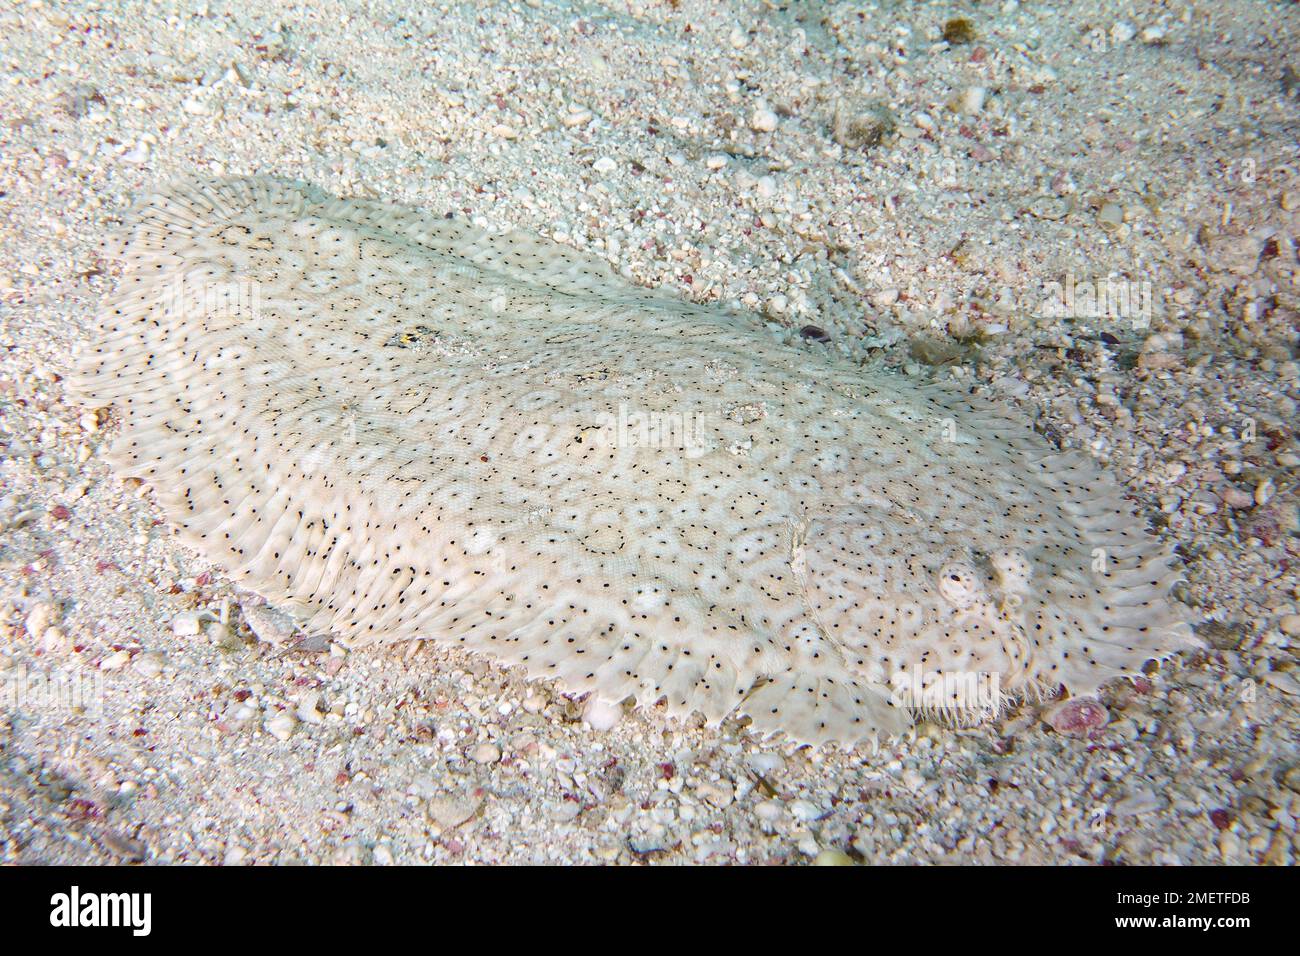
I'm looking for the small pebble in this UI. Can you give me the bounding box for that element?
[296,690,325,724]
[562,108,593,128]
[1222,487,1254,509]
[471,742,501,764]
[41,627,68,653]
[747,752,784,775]
[942,18,975,44]
[241,602,298,646]
[99,649,131,671]
[1281,765,1300,793]
[133,652,165,679]
[958,86,987,115]
[1113,788,1163,817]
[1263,670,1300,697]
[696,781,734,808]
[1255,479,1274,506]
[813,849,855,866]
[265,712,296,741]
[1110,21,1137,44]
[1044,696,1109,737]
[121,142,149,164]
[582,695,622,731]
[832,102,895,149]
[1097,202,1124,231]
[789,799,822,821]
[99,830,147,862]
[203,620,234,647]
[25,602,59,640]
[750,107,778,133]
[428,794,480,829]
[171,610,204,637]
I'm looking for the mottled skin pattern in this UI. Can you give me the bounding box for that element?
[74,178,1197,746]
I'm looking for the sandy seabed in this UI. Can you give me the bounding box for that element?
[0,0,1297,865]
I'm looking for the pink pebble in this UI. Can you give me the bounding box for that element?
[1045,697,1109,737]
